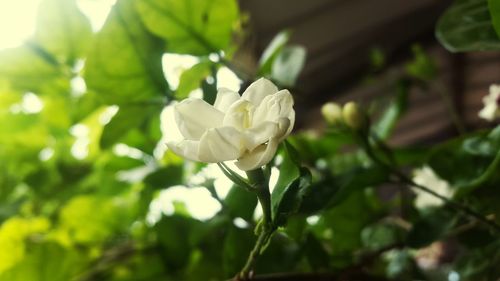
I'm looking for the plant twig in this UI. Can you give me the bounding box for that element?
[358,132,500,233]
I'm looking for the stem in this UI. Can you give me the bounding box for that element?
[236,168,275,280]
[358,131,500,233]
[238,230,272,280]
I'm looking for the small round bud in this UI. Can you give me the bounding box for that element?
[321,102,343,124]
[342,102,364,129]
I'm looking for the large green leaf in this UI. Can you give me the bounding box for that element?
[176,61,212,99]
[34,0,92,64]
[0,45,63,93]
[85,0,169,104]
[136,0,239,55]
[224,186,258,221]
[436,0,500,52]
[100,105,161,149]
[0,242,88,281]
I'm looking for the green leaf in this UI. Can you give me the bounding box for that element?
[224,186,258,221]
[436,0,500,52]
[258,30,291,75]
[155,215,202,270]
[299,166,389,215]
[428,126,500,197]
[100,105,161,149]
[85,0,169,104]
[373,80,409,139]
[489,0,500,37]
[0,242,88,281]
[144,165,184,189]
[59,195,133,244]
[361,222,405,250]
[176,61,212,99]
[136,0,239,55]
[273,168,312,226]
[271,45,306,87]
[406,207,456,248]
[271,143,301,215]
[405,45,437,81]
[311,190,383,260]
[34,0,92,64]
[222,226,255,277]
[201,79,218,105]
[304,232,330,271]
[0,45,63,93]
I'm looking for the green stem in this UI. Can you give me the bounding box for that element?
[236,168,275,280]
[238,229,271,280]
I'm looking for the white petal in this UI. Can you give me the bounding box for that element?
[235,138,279,171]
[223,99,254,131]
[198,127,244,162]
[214,88,241,113]
[252,89,294,127]
[175,98,224,140]
[241,78,278,106]
[243,121,279,151]
[166,140,200,161]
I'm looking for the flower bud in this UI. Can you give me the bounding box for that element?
[342,102,364,129]
[321,102,343,124]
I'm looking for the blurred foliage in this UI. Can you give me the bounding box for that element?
[0,0,498,280]
[436,0,500,52]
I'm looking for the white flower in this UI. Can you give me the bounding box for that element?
[166,78,295,171]
[412,166,453,209]
[478,84,500,122]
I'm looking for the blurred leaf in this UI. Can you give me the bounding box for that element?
[369,47,386,70]
[406,208,456,248]
[436,0,500,52]
[361,222,404,250]
[429,126,500,197]
[136,0,239,55]
[201,79,217,105]
[271,46,306,87]
[35,0,92,64]
[455,239,500,281]
[0,242,88,281]
[0,217,50,274]
[0,45,63,93]
[405,45,437,81]
[312,190,383,263]
[222,226,254,277]
[224,186,258,221]
[155,215,203,271]
[300,166,388,215]
[100,105,161,149]
[176,61,212,99]
[258,30,291,75]
[385,249,420,280]
[304,232,330,271]
[85,0,169,104]
[373,80,409,139]
[488,0,500,37]
[59,195,133,244]
[144,165,184,189]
